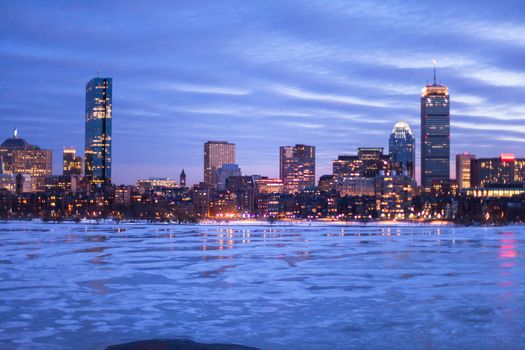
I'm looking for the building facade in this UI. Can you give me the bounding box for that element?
[421,79,450,188]
[456,153,476,190]
[214,164,242,191]
[0,130,52,192]
[389,121,415,179]
[204,141,235,188]
[279,144,315,193]
[471,154,525,188]
[85,77,112,186]
[63,147,82,176]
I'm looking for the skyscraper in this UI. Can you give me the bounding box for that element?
[389,121,415,179]
[85,77,112,186]
[204,141,235,188]
[63,147,82,176]
[421,68,450,188]
[279,144,315,193]
[456,153,476,190]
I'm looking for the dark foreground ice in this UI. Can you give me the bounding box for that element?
[0,222,524,349]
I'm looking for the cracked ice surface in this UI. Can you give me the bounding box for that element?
[0,222,524,349]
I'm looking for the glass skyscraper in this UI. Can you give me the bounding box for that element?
[85,77,112,185]
[389,121,415,179]
[421,76,450,188]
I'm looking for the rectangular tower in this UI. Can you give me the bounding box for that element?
[204,141,235,188]
[279,144,315,193]
[63,147,82,176]
[421,79,450,188]
[85,77,112,186]
[456,153,475,190]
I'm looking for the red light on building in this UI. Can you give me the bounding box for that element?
[500,153,515,162]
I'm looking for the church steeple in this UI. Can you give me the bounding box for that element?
[180,169,186,188]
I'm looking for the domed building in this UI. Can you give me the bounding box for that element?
[388,121,415,179]
[0,128,52,192]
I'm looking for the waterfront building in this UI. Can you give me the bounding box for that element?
[279,144,315,193]
[85,77,112,186]
[456,153,476,190]
[389,122,415,179]
[375,171,416,219]
[191,184,211,217]
[204,141,235,189]
[63,148,82,176]
[471,154,525,187]
[209,191,237,218]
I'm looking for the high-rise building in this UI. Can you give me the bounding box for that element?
[279,144,315,193]
[0,129,52,192]
[456,153,476,190]
[180,169,186,188]
[63,147,82,176]
[421,69,450,188]
[389,121,415,179]
[85,77,112,186]
[204,141,235,189]
[357,147,390,178]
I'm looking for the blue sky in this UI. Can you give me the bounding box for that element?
[1,0,524,185]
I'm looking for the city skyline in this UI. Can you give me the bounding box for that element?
[1,1,525,185]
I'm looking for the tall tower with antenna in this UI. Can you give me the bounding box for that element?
[420,60,450,189]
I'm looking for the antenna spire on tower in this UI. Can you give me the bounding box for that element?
[432,59,437,85]
[13,127,18,138]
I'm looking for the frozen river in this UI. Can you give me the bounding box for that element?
[0,222,524,349]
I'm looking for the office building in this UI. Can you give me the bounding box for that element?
[389,121,415,179]
[214,164,241,191]
[204,141,235,188]
[456,153,476,190]
[63,148,82,176]
[85,77,112,185]
[471,154,525,188]
[280,144,315,193]
[421,70,450,188]
[0,129,52,192]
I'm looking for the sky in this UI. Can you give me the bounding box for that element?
[1,0,525,185]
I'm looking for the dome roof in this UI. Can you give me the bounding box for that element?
[0,137,31,149]
[392,121,413,135]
